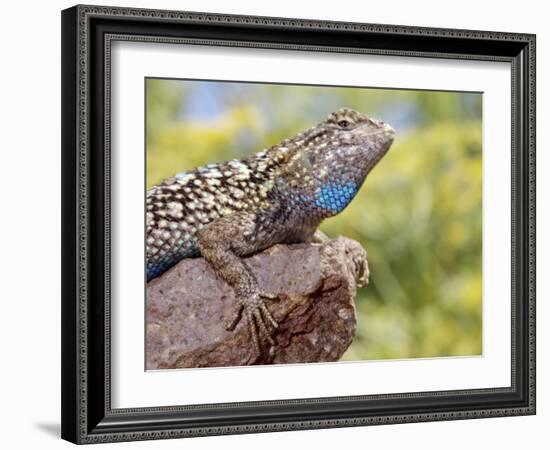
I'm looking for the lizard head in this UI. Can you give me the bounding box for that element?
[288,107,395,217]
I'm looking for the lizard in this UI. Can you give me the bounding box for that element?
[146,107,395,354]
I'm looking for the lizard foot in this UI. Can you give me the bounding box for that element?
[225,291,279,354]
[353,251,370,288]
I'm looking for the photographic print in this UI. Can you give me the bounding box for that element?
[145,79,482,369]
[62,6,535,442]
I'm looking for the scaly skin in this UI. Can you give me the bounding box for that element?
[146,108,395,354]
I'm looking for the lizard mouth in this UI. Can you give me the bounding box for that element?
[360,122,395,139]
[354,123,395,152]
[382,122,395,137]
[362,122,395,166]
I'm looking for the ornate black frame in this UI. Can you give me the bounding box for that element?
[61,4,536,444]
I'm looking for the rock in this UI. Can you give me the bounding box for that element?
[146,236,369,369]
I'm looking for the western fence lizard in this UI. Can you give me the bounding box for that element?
[146,107,394,354]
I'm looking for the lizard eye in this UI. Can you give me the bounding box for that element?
[337,119,350,128]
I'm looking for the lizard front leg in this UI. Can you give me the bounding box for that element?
[198,211,280,355]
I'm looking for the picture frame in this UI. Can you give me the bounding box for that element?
[61,4,536,444]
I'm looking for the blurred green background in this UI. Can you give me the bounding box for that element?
[146,78,483,361]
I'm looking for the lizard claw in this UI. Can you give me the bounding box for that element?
[353,251,370,288]
[260,291,279,300]
[224,291,279,355]
[224,304,243,331]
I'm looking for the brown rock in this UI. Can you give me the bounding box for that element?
[146,236,369,369]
